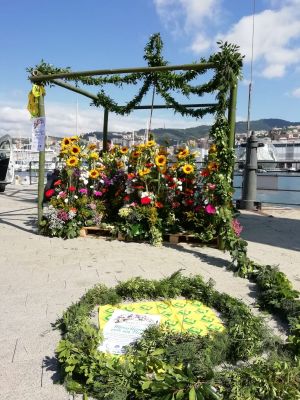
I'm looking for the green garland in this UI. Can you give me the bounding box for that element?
[27,34,243,119]
[55,273,299,399]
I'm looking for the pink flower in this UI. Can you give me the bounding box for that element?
[94,191,103,197]
[58,191,67,199]
[232,219,243,236]
[205,204,216,214]
[207,183,216,190]
[141,196,151,205]
[79,188,88,195]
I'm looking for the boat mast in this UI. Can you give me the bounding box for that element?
[247,0,256,138]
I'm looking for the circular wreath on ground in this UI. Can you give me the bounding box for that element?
[56,272,300,400]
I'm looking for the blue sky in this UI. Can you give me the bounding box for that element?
[1,0,300,137]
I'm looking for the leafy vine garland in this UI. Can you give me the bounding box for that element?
[27,33,243,117]
[56,273,299,400]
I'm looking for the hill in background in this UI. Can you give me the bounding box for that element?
[82,118,300,144]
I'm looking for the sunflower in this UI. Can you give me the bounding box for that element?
[89,152,99,160]
[182,164,194,174]
[60,145,69,155]
[209,144,217,153]
[71,144,81,156]
[177,149,190,159]
[155,154,167,167]
[89,169,100,179]
[131,151,141,159]
[66,156,79,167]
[138,144,146,150]
[120,146,128,154]
[62,137,71,147]
[146,140,156,147]
[70,136,79,142]
[158,166,167,174]
[208,162,218,171]
[88,143,97,150]
[117,161,124,168]
[138,167,151,176]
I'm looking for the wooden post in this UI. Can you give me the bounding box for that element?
[228,84,238,152]
[37,92,46,227]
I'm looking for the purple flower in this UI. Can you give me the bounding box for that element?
[232,219,243,236]
[94,191,103,197]
[205,204,216,214]
[79,188,88,195]
[57,210,69,221]
[88,203,97,210]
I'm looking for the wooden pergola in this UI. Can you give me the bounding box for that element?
[29,61,237,225]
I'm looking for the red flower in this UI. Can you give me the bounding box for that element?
[201,169,210,177]
[155,201,164,208]
[45,189,55,198]
[124,195,130,202]
[54,180,62,186]
[68,186,76,192]
[141,196,151,205]
[185,199,194,206]
[133,185,145,190]
[145,163,154,167]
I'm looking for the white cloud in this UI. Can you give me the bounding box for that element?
[154,0,300,78]
[0,102,206,138]
[261,64,286,78]
[217,4,300,78]
[189,33,212,54]
[291,87,300,97]
[153,0,218,41]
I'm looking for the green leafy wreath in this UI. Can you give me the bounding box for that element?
[55,272,299,399]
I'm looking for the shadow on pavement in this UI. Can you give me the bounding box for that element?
[239,212,300,252]
[43,356,62,384]
[163,243,231,269]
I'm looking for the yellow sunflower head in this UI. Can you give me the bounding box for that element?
[120,146,128,154]
[177,148,190,159]
[89,169,100,179]
[71,144,81,156]
[138,167,151,177]
[66,156,79,167]
[155,154,167,167]
[209,144,217,153]
[146,140,156,147]
[88,143,97,150]
[62,137,71,147]
[131,151,141,159]
[182,164,194,174]
[89,152,99,160]
[70,136,79,142]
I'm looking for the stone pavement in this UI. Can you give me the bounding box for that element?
[0,185,299,400]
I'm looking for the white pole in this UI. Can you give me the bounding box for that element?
[132,130,135,146]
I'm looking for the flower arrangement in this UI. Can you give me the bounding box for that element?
[41,135,242,244]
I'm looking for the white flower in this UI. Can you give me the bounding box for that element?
[64,198,68,204]
[74,195,78,199]
[90,185,94,189]
[140,191,149,198]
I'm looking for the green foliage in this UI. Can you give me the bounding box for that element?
[217,355,300,399]
[54,273,298,400]
[28,34,243,119]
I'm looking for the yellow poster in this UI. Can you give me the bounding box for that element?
[99,299,223,336]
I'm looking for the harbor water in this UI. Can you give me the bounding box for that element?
[15,171,300,206]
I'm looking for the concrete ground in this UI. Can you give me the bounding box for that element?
[0,185,299,400]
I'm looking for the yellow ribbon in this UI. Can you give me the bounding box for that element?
[27,84,46,117]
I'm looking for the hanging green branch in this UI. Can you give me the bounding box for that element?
[27,34,243,119]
